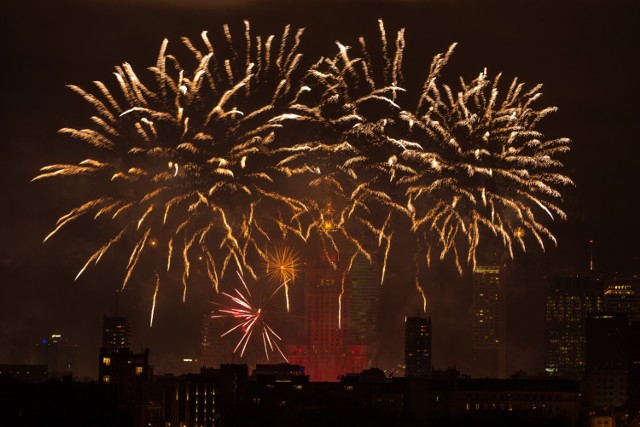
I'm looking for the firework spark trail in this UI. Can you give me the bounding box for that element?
[212,272,288,361]
[150,272,160,327]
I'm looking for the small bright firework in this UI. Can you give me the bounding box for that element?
[264,246,300,312]
[212,272,288,361]
[265,245,299,284]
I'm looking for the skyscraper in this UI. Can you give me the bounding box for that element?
[604,276,640,322]
[304,252,347,382]
[584,313,629,410]
[38,333,77,378]
[629,322,640,421]
[544,275,603,377]
[346,252,379,368]
[404,316,432,377]
[201,311,233,367]
[102,315,130,352]
[98,314,153,404]
[586,313,629,371]
[471,265,506,378]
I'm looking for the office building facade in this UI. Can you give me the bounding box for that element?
[404,316,432,377]
[544,275,603,376]
[471,265,506,378]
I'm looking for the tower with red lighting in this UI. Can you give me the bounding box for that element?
[303,250,348,381]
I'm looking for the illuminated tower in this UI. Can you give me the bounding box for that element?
[102,315,130,352]
[345,252,379,371]
[404,316,432,377]
[544,275,603,377]
[304,252,347,382]
[603,276,640,322]
[471,265,506,378]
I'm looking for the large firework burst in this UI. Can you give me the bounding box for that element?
[284,21,421,281]
[399,68,573,271]
[34,23,314,321]
[295,21,572,310]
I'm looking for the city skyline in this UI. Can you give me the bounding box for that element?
[2,0,640,383]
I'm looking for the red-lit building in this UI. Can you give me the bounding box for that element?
[344,344,370,374]
[286,205,380,380]
[303,251,348,381]
[286,344,309,368]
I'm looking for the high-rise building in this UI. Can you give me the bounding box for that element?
[544,275,603,377]
[404,316,432,377]
[346,252,379,368]
[37,333,77,378]
[584,313,629,410]
[99,348,153,404]
[304,252,347,382]
[102,315,130,352]
[629,322,640,422]
[586,312,629,371]
[201,312,233,367]
[604,276,640,323]
[471,265,506,378]
[98,314,153,405]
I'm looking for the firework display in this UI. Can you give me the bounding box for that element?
[35,20,571,359]
[400,67,572,272]
[264,246,299,312]
[212,272,288,361]
[33,23,312,324]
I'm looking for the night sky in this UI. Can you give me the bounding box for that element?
[1,0,639,379]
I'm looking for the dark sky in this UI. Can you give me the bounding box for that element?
[1,0,639,379]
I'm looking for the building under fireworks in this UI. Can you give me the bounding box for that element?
[471,265,507,378]
[301,251,347,381]
[404,316,432,377]
[102,314,130,353]
[201,311,234,368]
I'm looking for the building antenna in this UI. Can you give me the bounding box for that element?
[589,240,595,272]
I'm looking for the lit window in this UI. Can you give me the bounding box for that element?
[102,357,111,366]
[135,366,143,375]
[103,375,111,383]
